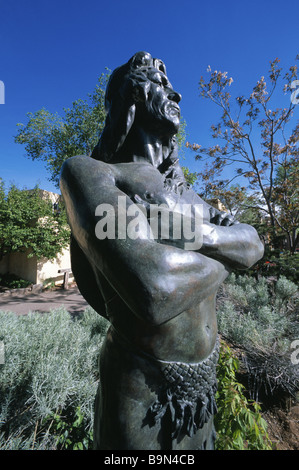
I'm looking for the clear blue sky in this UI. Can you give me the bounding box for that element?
[0,0,298,193]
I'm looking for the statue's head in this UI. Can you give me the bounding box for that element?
[92,51,182,163]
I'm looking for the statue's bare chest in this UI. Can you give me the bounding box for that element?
[114,162,206,215]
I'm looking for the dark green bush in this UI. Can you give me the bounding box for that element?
[247,251,299,284]
[0,273,32,289]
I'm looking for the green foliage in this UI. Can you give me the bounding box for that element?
[217,274,298,351]
[0,179,70,262]
[176,117,187,161]
[14,73,110,188]
[45,406,93,450]
[217,273,299,399]
[0,307,108,450]
[181,166,198,187]
[249,251,299,284]
[215,342,273,450]
[0,273,32,288]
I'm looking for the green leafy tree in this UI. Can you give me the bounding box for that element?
[188,57,299,253]
[176,118,199,187]
[14,73,110,188]
[0,179,70,262]
[181,166,198,187]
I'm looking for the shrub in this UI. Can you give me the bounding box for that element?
[248,252,299,284]
[215,342,273,450]
[217,274,299,400]
[0,306,108,449]
[217,274,298,350]
[0,273,32,289]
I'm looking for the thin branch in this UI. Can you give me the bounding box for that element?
[268,120,274,202]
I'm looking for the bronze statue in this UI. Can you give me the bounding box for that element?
[60,52,264,450]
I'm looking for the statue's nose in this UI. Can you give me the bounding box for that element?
[168,90,182,103]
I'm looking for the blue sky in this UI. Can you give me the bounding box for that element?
[0,0,298,193]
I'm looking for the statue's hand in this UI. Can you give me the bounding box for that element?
[209,207,237,226]
[132,194,154,216]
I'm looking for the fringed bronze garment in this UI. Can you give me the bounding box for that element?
[146,338,219,442]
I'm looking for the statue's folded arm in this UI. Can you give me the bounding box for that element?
[60,156,228,326]
[60,156,263,326]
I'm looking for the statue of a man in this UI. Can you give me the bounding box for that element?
[60,52,264,450]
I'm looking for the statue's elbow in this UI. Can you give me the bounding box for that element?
[251,237,264,266]
[237,225,264,268]
[241,237,264,269]
[257,237,265,260]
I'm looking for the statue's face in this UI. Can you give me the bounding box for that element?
[138,68,182,135]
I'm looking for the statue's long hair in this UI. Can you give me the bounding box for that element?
[91,51,178,165]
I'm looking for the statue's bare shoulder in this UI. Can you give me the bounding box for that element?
[61,155,117,188]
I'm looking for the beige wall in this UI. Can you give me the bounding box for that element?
[0,247,72,285]
[37,248,71,284]
[207,198,228,212]
[0,251,38,283]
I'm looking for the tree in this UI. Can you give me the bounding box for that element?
[272,156,299,252]
[14,73,110,188]
[176,118,200,187]
[208,183,248,216]
[0,179,70,262]
[187,57,299,253]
